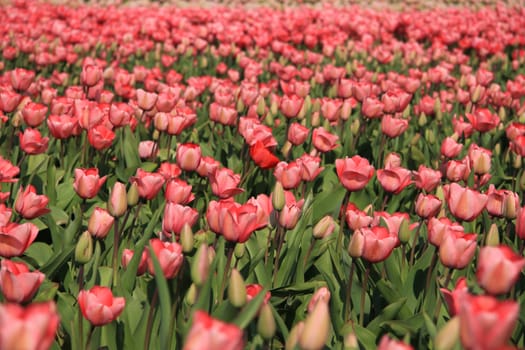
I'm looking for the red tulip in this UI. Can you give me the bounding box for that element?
[465,108,500,133]
[21,102,48,128]
[209,168,244,199]
[440,277,469,317]
[0,259,45,303]
[413,165,442,193]
[19,128,49,155]
[78,286,125,326]
[312,127,339,153]
[287,122,310,146]
[176,143,202,172]
[121,249,148,276]
[297,153,324,182]
[444,183,487,222]
[130,169,165,200]
[335,156,374,192]
[0,222,39,258]
[377,166,412,194]
[162,202,198,238]
[459,295,519,350]
[0,302,59,350]
[183,311,244,350]
[509,135,525,157]
[381,114,409,138]
[249,141,280,170]
[354,226,398,263]
[10,68,35,92]
[278,191,304,230]
[147,238,184,279]
[14,185,51,220]
[273,161,302,190]
[439,230,477,269]
[87,207,114,239]
[476,245,525,295]
[88,124,115,151]
[206,200,259,243]
[73,168,107,199]
[246,284,271,305]
[47,114,80,139]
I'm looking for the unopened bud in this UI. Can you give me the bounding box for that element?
[471,85,482,103]
[513,154,522,169]
[272,182,285,211]
[75,231,94,264]
[410,133,421,146]
[304,95,312,113]
[199,56,208,69]
[434,99,443,121]
[348,231,364,258]
[257,98,266,116]
[127,182,139,207]
[485,223,500,246]
[402,105,411,119]
[350,118,360,136]
[185,283,197,306]
[498,106,506,122]
[286,322,305,350]
[312,99,321,113]
[257,303,276,340]
[424,129,436,145]
[341,100,352,121]
[270,100,278,116]
[493,143,501,156]
[297,102,307,120]
[310,111,321,127]
[503,194,517,219]
[108,182,127,217]
[434,316,460,350]
[398,219,411,244]
[228,268,246,308]
[313,215,336,239]
[180,223,194,253]
[281,140,292,159]
[234,243,245,259]
[191,244,209,287]
[344,330,359,350]
[410,146,426,164]
[236,98,245,113]
[299,300,331,350]
[418,112,427,127]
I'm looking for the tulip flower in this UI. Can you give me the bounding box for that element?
[130,169,165,200]
[465,108,500,132]
[459,295,519,350]
[19,128,49,155]
[73,168,107,199]
[0,222,39,258]
[162,203,198,238]
[147,238,184,279]
[0,259,45,303]
[176,143,202,172]
[287,122,309,146]
[377,166,413,194]
[354,226,398,263]
[14,185,51,220]
[78,286,126,326]
[312,127,339,153]
[21,102,48,128]
[377,335,414,350]
[413,165,442,193]
[121,249,148,276]
[183,311,244,350]
[0,302,59,350]
[274,161,302,190]
[443,183,487,222]
[439,230,477,269]
[335,156,374,192]
[249,141,280,170]
[87,207,114,239]
[476,245,525,295]
[440,277,469,317]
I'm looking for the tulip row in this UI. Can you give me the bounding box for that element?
[0,1,525,349]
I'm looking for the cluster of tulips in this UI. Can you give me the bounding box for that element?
[0,0,525,349]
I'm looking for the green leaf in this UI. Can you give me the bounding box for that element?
[24,242,54,267]
[148,243,172,350]
[366,298,407,334]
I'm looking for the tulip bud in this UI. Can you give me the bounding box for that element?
[185,283,197,306]
[272,182,285,211]
[264,112,274,127]
[312,99,321,113]
[485,223,500,246]
[257,98,266,116]
[127,182,139,207]
[228,268,246,308]
[257,303,276,340]
[418,112,427,127]
[327,84,337,99]
[269,210,278,229]
[299,300,331,350]
[424,129,436,145]
[180,223,194,253]
[297,103,307,120]
[341,100,352,121]
[281,140,292,159]
[434,99,442,121]
[410,133,421,146]
[236,98,245,113]
[503,194,517,219]
[270,100,278,116]
[348,232,364,258]
[75,231,94,264]
[311,111,321,127]
[199,56,208,68]
[410,146,426,164]
[234,243,245,259]
[304,95,312,114]
[207,245,216,264]
[350,118,360,136]
[313,215,336,239]
[498,106,506,122]
[513,154,522,169]
[344,330,359,350]
[402,105,411,119]
[398,219,411,244]
[108,182,128,217]
[471,85,482,103]
[493,143,501,156]
[520,171,525,191]
[191,244,209,287]
[286,322,305,350]
[434,316,460,350]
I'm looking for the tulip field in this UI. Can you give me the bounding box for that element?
[2,0,525,349]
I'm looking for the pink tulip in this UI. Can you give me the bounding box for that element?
[476,245,525,295]
[73,168,107,199]
[0,259,45,303]
[183,311,244,350]
[147,238,184,279]
[335,156,374,192]
[78,286,125,326]
[14,185,51,220]
[444,183,487,222]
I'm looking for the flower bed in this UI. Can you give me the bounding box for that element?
[0,1,524,349]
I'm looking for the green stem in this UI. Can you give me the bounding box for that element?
[302,239,316,267]
[345,260,355,322]
[218,243,235,303]
[433,267,453,322]
[78,265,85,350]
[359,264,370,326]
[336,191,351,254]
[409,223,423,266]
[144,289,159,350]
[272,225,287,287]
[84,325,94,350]
[112,218,120,287]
